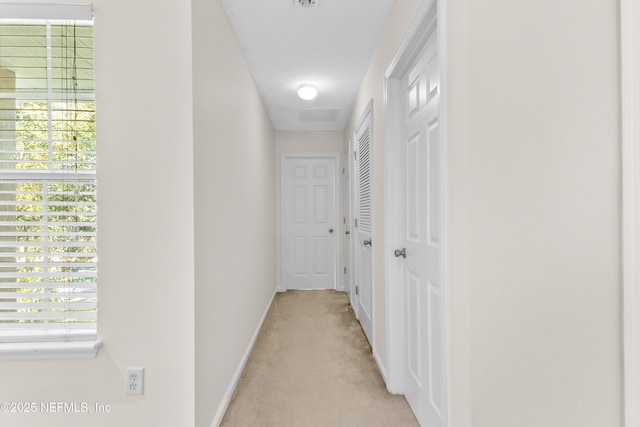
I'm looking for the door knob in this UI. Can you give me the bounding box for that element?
[329,228,334,233]
[345,230,350,235]
[394,248,406,258]
[364,239,372,247]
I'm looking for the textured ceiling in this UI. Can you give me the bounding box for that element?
[221,0,395,131]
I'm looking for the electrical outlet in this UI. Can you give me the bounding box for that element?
[126,367,144,395]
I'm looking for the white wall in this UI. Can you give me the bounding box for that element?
[193,1,276,426]
[346,0,622,426]
[275,131,344,289]
[0,1,196,426]
[465,0,620,425]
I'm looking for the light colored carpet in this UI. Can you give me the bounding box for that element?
[221,290,419,427]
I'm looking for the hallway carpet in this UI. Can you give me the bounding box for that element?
[221,290,419,427]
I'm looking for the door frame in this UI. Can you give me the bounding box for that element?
[342,144,352,296]
[622,0,640,425]
[383,0,446,400]
[280,152,341,291]
[349,136,358,311]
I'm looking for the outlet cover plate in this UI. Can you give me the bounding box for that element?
[126,367,144,395]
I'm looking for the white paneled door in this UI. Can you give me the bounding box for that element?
[282,155,338,290]
[398,25,445,426]
[355,105,373,345]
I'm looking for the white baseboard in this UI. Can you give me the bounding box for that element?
[373,348,388,384]
[210,290,276,427]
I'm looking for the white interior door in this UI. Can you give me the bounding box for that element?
[397,26,445,426]
[355,106,373,345]
[282,155,338,290]
[342,146,352,298]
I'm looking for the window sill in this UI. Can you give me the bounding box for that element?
[0,340,101,361]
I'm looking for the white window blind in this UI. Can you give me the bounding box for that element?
[0,16,96,344]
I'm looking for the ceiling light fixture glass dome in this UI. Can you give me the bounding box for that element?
[297,84,318,101]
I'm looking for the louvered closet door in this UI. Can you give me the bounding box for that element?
[356,108,373,345]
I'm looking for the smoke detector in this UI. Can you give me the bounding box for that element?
[296,0,318,8]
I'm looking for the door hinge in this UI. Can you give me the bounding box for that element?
[344,267,347,274]
[343,167,345,174]
[343,217,346,224]
[356,286,359,295]
[354,150,357,161]
[355,218,358,228]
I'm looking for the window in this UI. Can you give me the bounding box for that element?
[0,5,98,359]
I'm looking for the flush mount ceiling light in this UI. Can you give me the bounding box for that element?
[297,84,318,101]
